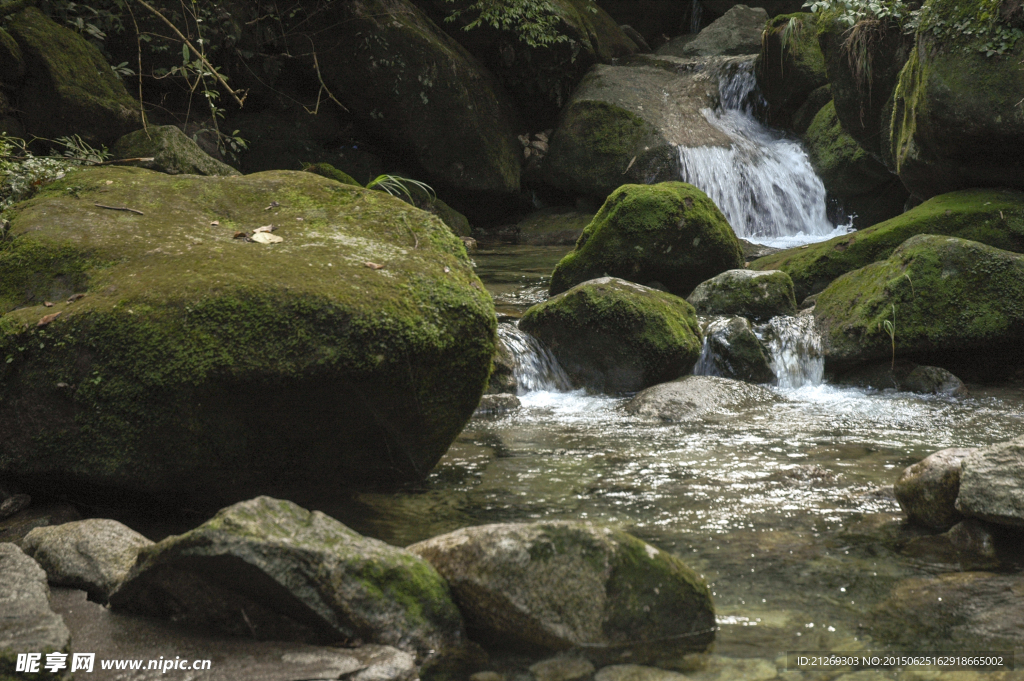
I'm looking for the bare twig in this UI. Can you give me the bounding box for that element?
[126,1,148,131]
[94,204,144,215]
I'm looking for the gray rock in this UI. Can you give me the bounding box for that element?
[0,543,71,679]
[0,502,80,546]
[111,125,241,176]
[476,393,521,416]
[408,522,714,663]
[688,269,797,321]
[516,207,593,246]
[658,5,769,57]
[894,447,973,530]
[530,655,595,681]
[625,375,779,422]
[22,518,153,603]
[694,316,774,384]
[109,496,464,658]
[956,436,1024,527]
[594,665,689,681]
[901,365,968,396]
[0,493,30,519]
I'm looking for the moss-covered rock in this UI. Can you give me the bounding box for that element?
[549,183,744,297]
[790,83,832,135]
[407,521,715,662]
[755,13,829,130]
[291,0,521,198]
[0,167,496,509]
[693,316,775,383]
[0,27,24,87]
[110,496,465,657]
[803,100,908,229]
[427,197,472,238]
[543,58,737,199]
[888,0,1024,198]
[110,125,240,177]
[6,7,141,145]
[687,269,796,320]
[813,234,1024,368]
[516,206,594,246]
[303,162,363,187]
[519,277,702,393]
[750,188,1024,300]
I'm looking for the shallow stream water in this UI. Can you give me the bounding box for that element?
[328,245,1024,677]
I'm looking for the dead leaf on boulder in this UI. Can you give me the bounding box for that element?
[44,301,54,307]
[38,311,62,326]
[365,262,385,270]
[253,225,275,234]
[233,231,248,239]
[67,293,86,303]
[251,232,283,244]
[211,220,220,227]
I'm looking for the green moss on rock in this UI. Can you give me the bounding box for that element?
[111,125,240,176]
[813,234,1024,368]
[549,182,744,298]
[0,167,496,509]
[519,277,702,393]
[687,269,797,321]
[303,162,363,187]
[755,13,829,129]
[750,188,1024,300]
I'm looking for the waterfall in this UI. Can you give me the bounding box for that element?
[693,317,733,379]
[758,315,824,389]
[678,61,853,247]
[689,0,704,34]
[497,323,573,394]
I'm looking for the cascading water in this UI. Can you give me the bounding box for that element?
[497,322,572,393]
[677,61,853,248]
[689,0,704,34]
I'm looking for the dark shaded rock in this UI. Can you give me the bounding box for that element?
[516,207,594,246]
[0,543,71,680]
[834,359,914,390]
[0,27,25,87]
[658,5,768,57]
[693,316,775,383]
[549,183,744,298]
[750,188,1024,300]
[475,393,521,416]
[22,518,153,603]
[901,365,967,396]
[407,521,715,662]
[0,493,30,519]
[755,13,828,129]
[956,436,1024,528]
[790,84,831,135]
[687,269,797,321]
[737,238,782,261]
[621,25,652,53]
[894,447,972,530]
[7,7,141,146]
[0,502,81,546]
[109,497,465,657]
[624,375,779,421]
[111,125,241,176]
[519,277,703,393]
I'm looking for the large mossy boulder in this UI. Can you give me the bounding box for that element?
[750,188,1024,300]
[543,58,737,199]
[813,234,1024,368]
[755,13,829,130]
[956,436,1024,528]
[6,7,141,145]
[111,125,241,177]
[407,521,715,662]
[110,497,464,657]
[519,277,703,393]
[0,167,496,509]
[687,269,796,321]
[549,183,744,297]
[803,100,908,229]
[888,0,1024,198]
[286,0,522,199]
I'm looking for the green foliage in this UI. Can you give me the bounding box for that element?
[0,134,109,211]
[880,303,896,370]
[445,0,593,48]
[803,0,919,32]
[366,174,436,204]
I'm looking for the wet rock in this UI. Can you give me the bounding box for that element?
[0,167,495,505]
[682,656,779,681]
[0,492,30,519]
[408,521,715,663]
[901,518,1001,569]
[487,335,519,395]
[0,502,80,546]
[871,571,1024,649]
[894,447,972,530]
[6,7,141,145]
[530,655,596,681]
[549,183,744,298]
[755,13,828,130]
[956,436,1024,528]
[749,188,1024,301]
[658,5,768,57]
[901,365,968,397]
[22,518,153,603]
[476,393,521,416]
[516,207,594,246]
[109,496,464,658]
[738,239,782,262]
[594,665,689,681]
[520,278,703,393]
[694,316,775,384]
[472,673,505,681]
[687,269,797,321]
[0,543,71,679]
[624,375,779,422]
[111,126,241,176]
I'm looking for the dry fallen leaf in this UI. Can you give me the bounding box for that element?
[104,180,114,185]
[67,293,86,303]
[253,225,274,234]
[365,262,385,270]
[38,311,62,326]
[44,301,54,308]
[296,217,304,221]
[264,201,280,211]
[443,266,450,274]
[233,231,248,239]
[211,220,220,227]
[251,232,283,244]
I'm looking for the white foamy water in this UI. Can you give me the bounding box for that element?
[760,315,824,389]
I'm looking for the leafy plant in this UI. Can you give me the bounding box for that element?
[444,0,594,48]
[880,303,896,371]
[366,175,436,205]
[0,135,96,211]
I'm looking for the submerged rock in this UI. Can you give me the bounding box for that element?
[0,543,71,679]
[625,375,779,422]
[695,316,775,384]
[520,277,703,393]
[0,167,495,508]
[110,125,240,176]
[956,436,1024,528]
[109,497,464,657]
[894,447,972,530]
[687,270,797,321]
[22,519,153,603]
[407,522,715,662]
[549,183,744,298]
